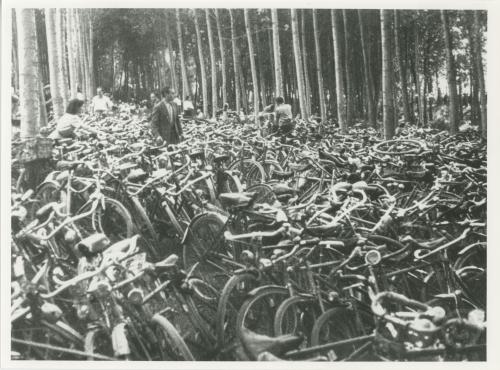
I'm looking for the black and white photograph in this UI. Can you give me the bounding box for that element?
[2,0,494,365]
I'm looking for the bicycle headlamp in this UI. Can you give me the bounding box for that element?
[365,250,381,265]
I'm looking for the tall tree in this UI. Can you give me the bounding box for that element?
[17,9,41,138]
[381,10,396,139]
[165,13,177,93]
[271,9,283,97]
[45,8,65,119]
[66,9,78,98]
[175,10,189,99]
[57,9,69,107]
[244,9,260,124]
[205,9,218,117]
[215,9,228,107]
[342,10,354,126]
[331,10,347,133]
[312,9,326,124]
[229,10,241,112]
[291,9,308,121]
[194,10,208,116]
[300,10,311,118]
[440,10,459,134]
[358,10,376,127]
[473,11,487,139]
[394,10,413,125]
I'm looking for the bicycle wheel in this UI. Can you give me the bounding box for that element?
[273,295,322,345]
[216,272,260,350]
[150,314,196,360]
[183,212,235,290]
[229,159,266,188]
[84,328,114,360]
[91,198,135,242]
[130,197,161,260]
[236,285,289,337]
[453,245,486,309]
[310,307,373,361]
[263,160,283,180]
[246,183,277,205]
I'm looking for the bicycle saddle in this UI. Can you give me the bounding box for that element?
[126,168,148,183]
[56,160,83,171]
[239,327,303,360]
[272,170,294,180]
[219,192,257,209]
[213,153,230,163]
[76,233,111,256]
[154,254,179,272]
[272,183,297,196]
[35,202,58,220]
[116,162,138,172]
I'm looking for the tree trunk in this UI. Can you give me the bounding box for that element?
[58,9,69,106]
[312,9,327,124]
[291,9,308,121]
[473,11,487,139]
[358,10,376,127]
[12,10,20,90]
[342,10,354,126]
[66,9,77,98]
[175,10,189,100]
[256,25,267,108]
[215,9,228,107]
[331,10,346,133]
[194,10,208,116]
[17,9,41,138]
[45,8,65,119]
[380,10,396,139]
[205,9,218,118]
[300,10,311,118]
[271,9,283,97]
[229,10,241,113]
[88,11,95,96]
[244,9,260,124]
[165,15,178,93]
[414,26,424,126]
[394,10,412,125]
[440,10,459,134]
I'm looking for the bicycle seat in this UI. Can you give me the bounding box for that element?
[56,160,82,171]
[219,192,257,209]
[272,170,294,180]
[239,327,303,360]
[288,162,312,172]
[272,183,298,196]
[126,168,148,183]
[76,233,111,256]
[35,202,57,220]
[213,153,230,163]
[117,162,138,172]
[305,223,341,237]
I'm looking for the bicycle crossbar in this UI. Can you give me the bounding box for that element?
[11,338,118,360]
[284,333,374,359]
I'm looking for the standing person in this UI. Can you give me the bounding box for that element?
[151,87,184,146]
[274,96,294,135]
[91,87,113,117]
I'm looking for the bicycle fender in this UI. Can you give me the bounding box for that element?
[35,179,60,193]
[245,285,287,298]
[111,322,131,357]
[181,211,228,244]
[458,242,486,256]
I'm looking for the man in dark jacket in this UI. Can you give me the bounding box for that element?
[151,87,183,145]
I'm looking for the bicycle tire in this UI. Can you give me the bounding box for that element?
[130,196,161,259]
[216,272,259,349]
[273,295,321,343]
[150,314,196,360]
[228,159,266,188]
[235,285,289,338]
[92,197,135,242]
[84,328,114,361]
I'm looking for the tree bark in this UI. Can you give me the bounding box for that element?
[244,9,260,124]
[394,10,412,125]
[256,25,267,108]
[194,10,208,116]
[381,10,396,139]
[271,9,283,97]
[165,14,178,93]
[17,9,41,138]
[215,9,227,107]
[175,9,190,100]
[342,10,354,126]
[300,10,311,118]
[58,9,69,106]
[331,10,346,133]
[312,9,327,124]
[440,10,459,134]
[45,8,65,119]
[229,10,241,112]
[358,10,376,127]
[66,9,77,98]
[205,9,218,117]
[473,11,487,139]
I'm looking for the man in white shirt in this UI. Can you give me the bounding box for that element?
[91,87,112,117]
